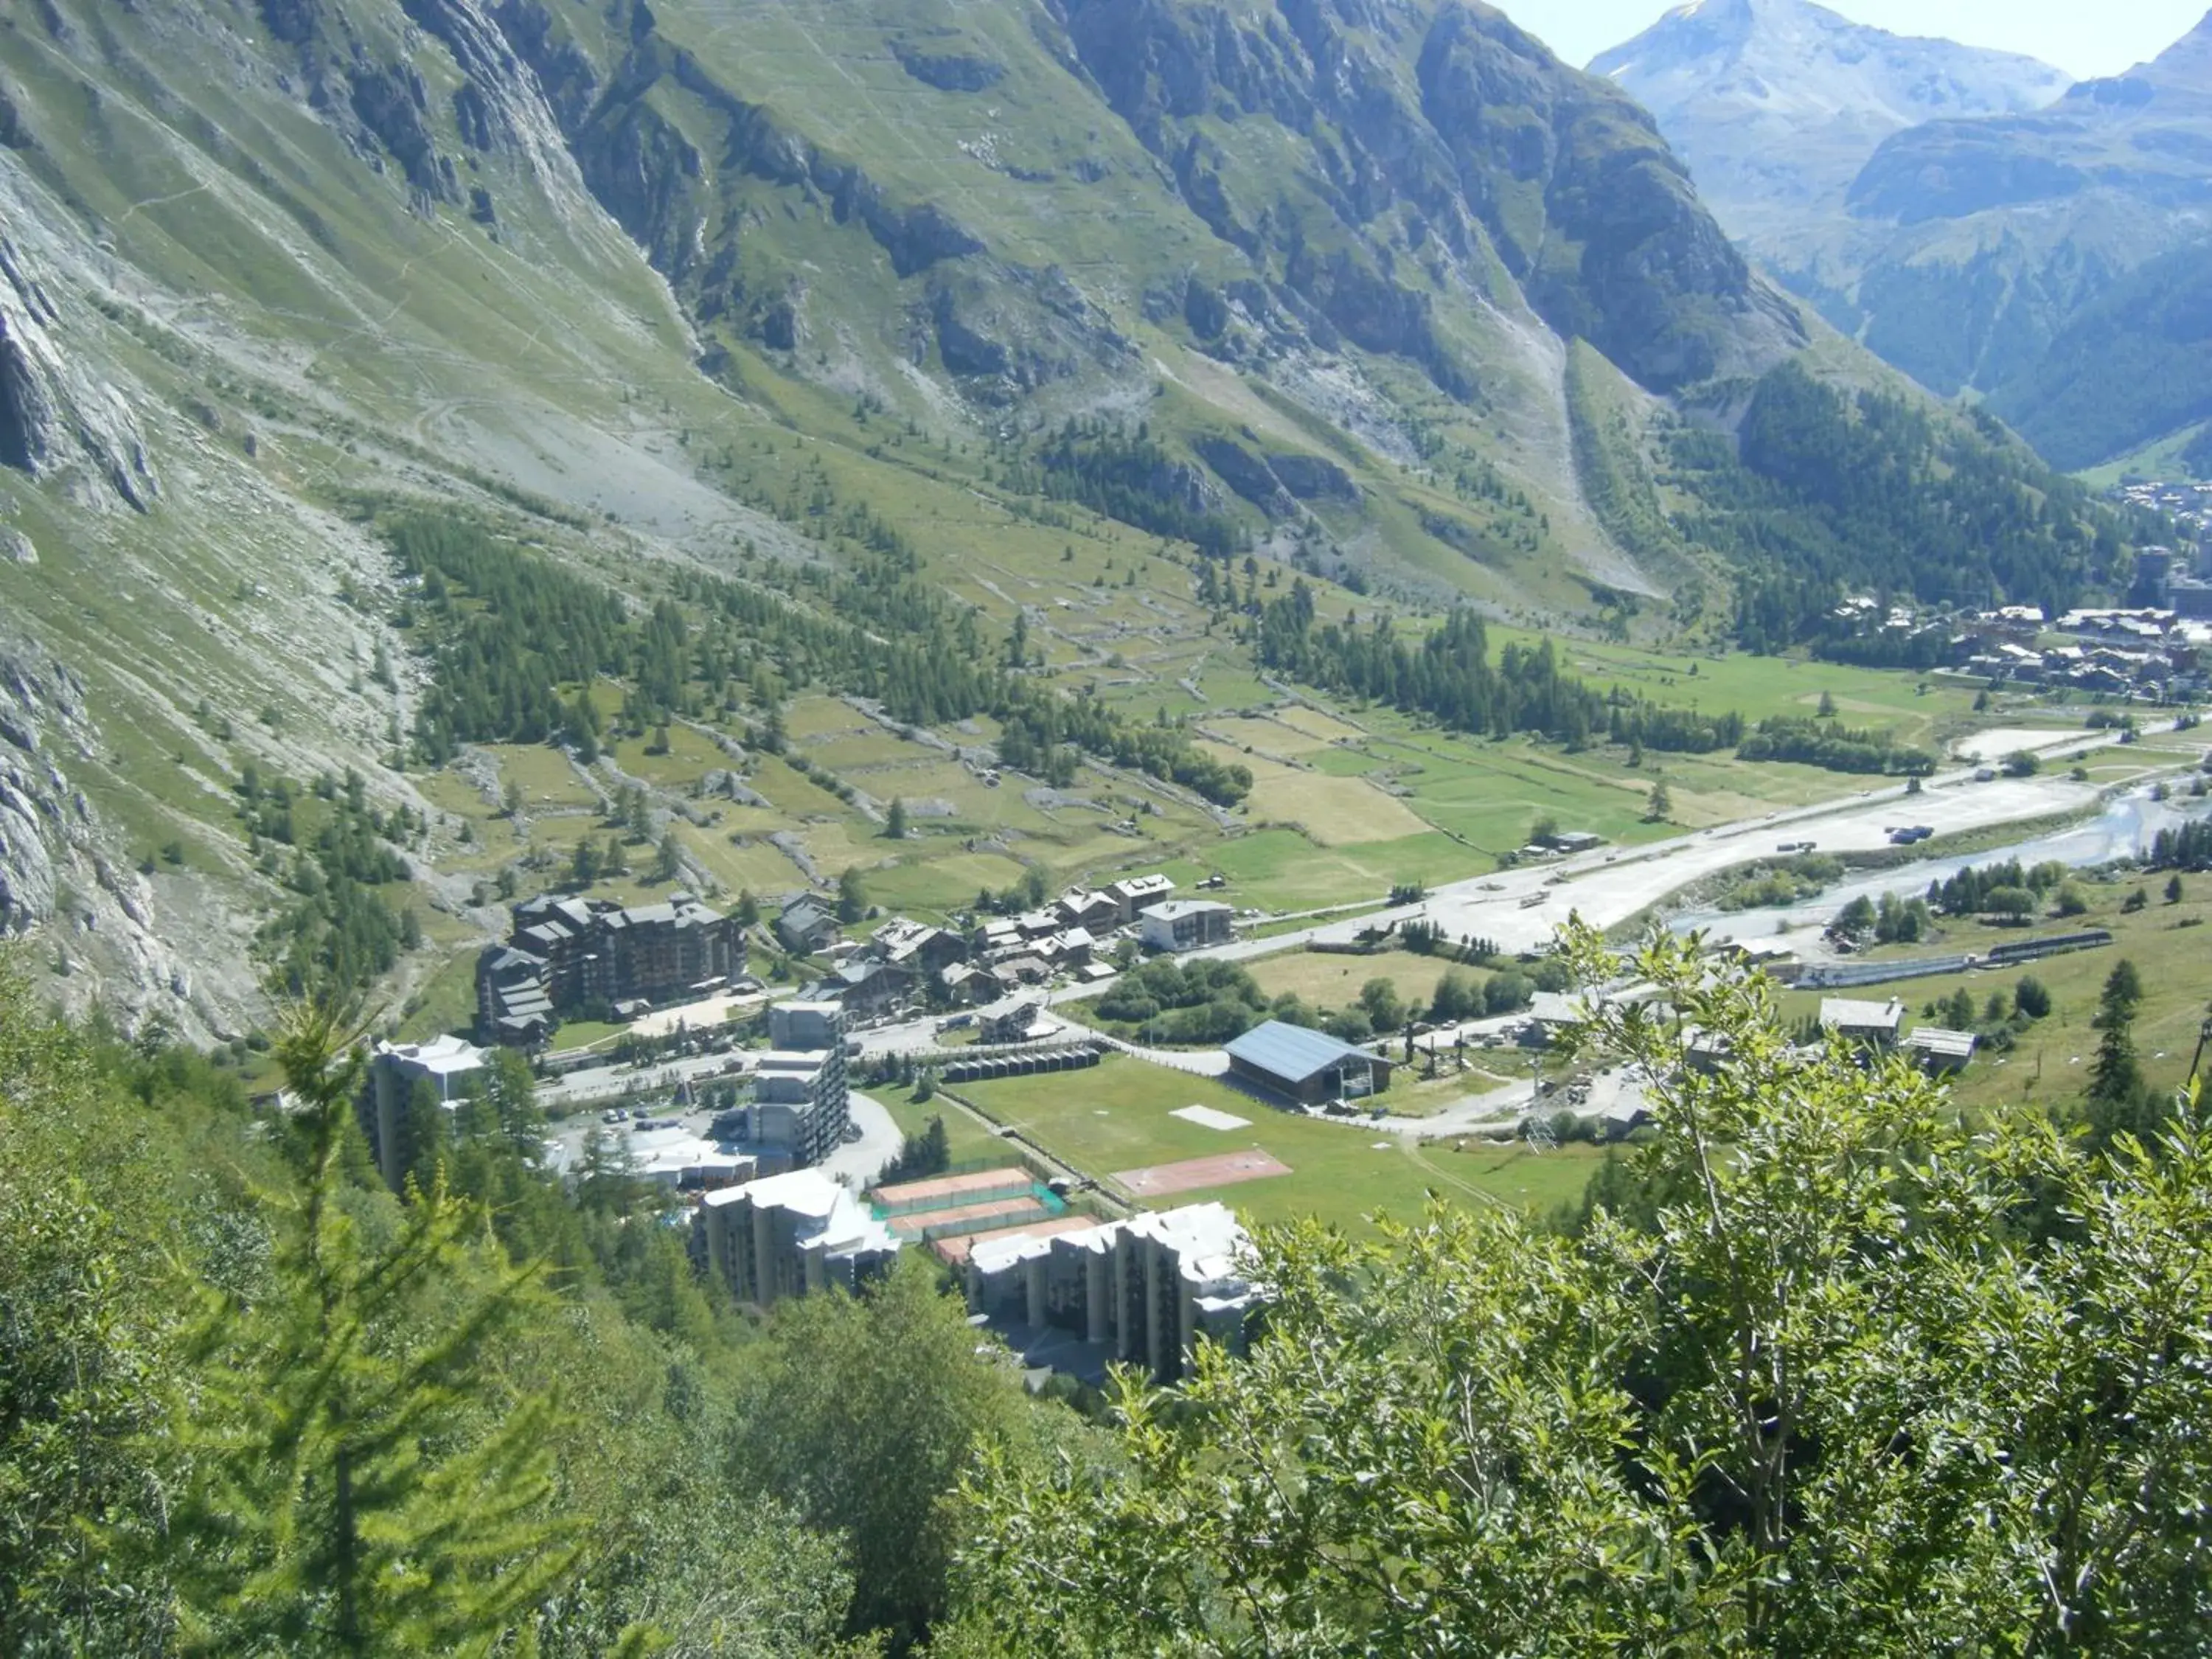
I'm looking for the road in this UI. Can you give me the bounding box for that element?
[1205,738,2119,967]
[538,1049,743,1112]
[1012,738,2119,1029]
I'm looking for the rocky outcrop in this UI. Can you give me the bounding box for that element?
[0,636,216,1037]
[1416,5,1803,391]
[0,79,29,150]
[0,641,90,939]
[401,0,606,210]
[490,0,603,130]
[1267,451,1357,501]
[0,232,159,510]
[1194,437,1295,517]
[892,40,1006,94]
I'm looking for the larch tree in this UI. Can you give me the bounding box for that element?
[170,1001,585,1655]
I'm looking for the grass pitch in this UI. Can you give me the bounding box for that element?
[956,1056,1607,1234]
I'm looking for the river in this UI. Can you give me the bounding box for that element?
[1670,785,2212,945]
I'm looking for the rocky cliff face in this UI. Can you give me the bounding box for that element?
[0,635,216,1037]
[0,230,159,511]
[1057,0,1799,395]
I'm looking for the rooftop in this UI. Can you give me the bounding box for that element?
[703,1169,898,1254]
[1904,1026,1978,1059]
[375,1033,485,1077]
[1820,997,1905,1030]
[1528,991,1585,1026]
[967,1201,1253,1291]
[1225,1020,1379,1085]
[1110,874,1175,897]
[1141,899,1232,921]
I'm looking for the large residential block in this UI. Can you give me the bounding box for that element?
[964,1203,1259,1385]
[476,892,744,1043]
[695,1169,899,1307]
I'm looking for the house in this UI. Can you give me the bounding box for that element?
[769,1000,846,1052]
[1138,899,1234,953]
[1015,907,1063,941]
[964,1202,1259,1385]
[1549,1069,1653,1141]
[1523,991,1587,1048]
[1819,996,1906,1051]
[475,945,553,1047]
[1685,1028,1735,1075]
[360,1035,487,1193]
[736,1001,851,1167]
[1904,1026,1978,1075]
[1106,873,1176,923]
[941,961,1004,1004]
[774,894,842,956]
[1036,926,1096,968]
[979,917,1025,953]
[804,958,914,1020]
[1706,941,1801,984]
[976,994,1064,1046]
[695,1169,900,1307]
[1537,830,1604,854]
[1225,1020,1391,1104]
[1056,888,1123,932]
[872,919,967,976]
[996,954,1053,987]
[748,1054,852,1164]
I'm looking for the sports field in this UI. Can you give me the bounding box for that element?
[955,1056,1607,1232]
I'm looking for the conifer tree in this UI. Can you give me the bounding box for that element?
[170,1002,583,1654]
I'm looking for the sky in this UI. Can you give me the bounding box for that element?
[1503,0,2212,80]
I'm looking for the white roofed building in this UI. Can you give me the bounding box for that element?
[695,1169,900,1307]
[964,1203,1260,1385]
[361,1034,487,1194]
[1107,873,1176,922]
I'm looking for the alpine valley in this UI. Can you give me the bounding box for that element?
[0,0,2163,1034]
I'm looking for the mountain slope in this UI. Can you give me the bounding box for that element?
[1850,15,2212,224]
[1835,10,2212,467]
[1983,240,2212,470]
[0,0,2129,1035]
[1598,1,2212,471]
[1590,0,2068,239]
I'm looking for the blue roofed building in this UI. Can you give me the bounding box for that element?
[1225,1019,1391,1105]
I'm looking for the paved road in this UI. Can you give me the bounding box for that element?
[1203,742,2116,968]
[817,1092,902,1186]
